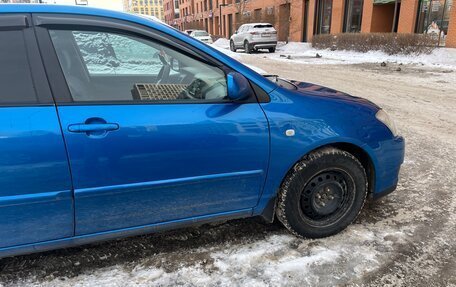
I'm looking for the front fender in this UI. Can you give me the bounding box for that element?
[253,88,404,217]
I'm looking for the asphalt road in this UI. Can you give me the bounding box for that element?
[1,58,455,287]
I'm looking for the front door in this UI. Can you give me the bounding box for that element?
[44,26,269,235]
[233,25,244,46]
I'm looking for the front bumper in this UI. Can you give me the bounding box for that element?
[371,136,405,200]
[373,184,397,200]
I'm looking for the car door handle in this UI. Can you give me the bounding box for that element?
[68,123,119,133]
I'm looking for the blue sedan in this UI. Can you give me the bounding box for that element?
[0,4,404,258]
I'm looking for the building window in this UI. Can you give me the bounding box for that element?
[416,0,453,37]
[343,0,363,32]
[253,8,262,21]
[315,0,333,34]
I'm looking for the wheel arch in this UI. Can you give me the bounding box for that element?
[259,141,376,223]
[326,142,375,196]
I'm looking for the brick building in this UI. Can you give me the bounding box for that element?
[163,0,456,47]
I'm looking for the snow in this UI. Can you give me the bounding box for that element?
[212,38,230,49]
[212,39,456,69]
[13,224,408,287]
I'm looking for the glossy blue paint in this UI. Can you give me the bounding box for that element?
[0,208,252,259]
[227,72,254,101]
[0,107,73,248]
[253,83,405,216]
[0,5,405,258]
[56,104,269,235]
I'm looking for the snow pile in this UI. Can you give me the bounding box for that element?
[211,38,241,60]
[274,42,456,68]
[212,38,230,49]
[212,40,456,69]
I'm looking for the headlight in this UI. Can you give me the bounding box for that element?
[376,109,398,137]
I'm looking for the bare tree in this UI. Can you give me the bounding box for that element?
[234,0,250,30]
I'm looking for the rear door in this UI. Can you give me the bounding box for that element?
[35,15,270,236]
[0,15,73,248]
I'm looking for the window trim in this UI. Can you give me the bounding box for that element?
[0,14,28,30]
[33,14,223,68]
[33,14,258,105]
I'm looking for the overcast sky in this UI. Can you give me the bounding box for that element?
[46,0,124,11]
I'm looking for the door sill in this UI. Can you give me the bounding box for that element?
[0,208,253,259]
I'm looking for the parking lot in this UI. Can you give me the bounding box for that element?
[1,56,455,287]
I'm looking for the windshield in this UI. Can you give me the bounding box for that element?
[194,31,209,37]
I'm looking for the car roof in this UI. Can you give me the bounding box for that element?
[0,4,177,35]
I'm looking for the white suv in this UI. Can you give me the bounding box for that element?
[230,23,277,53]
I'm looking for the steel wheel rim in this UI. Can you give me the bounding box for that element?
[299,169,356,227]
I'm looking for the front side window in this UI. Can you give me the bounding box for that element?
[50,30,227,103]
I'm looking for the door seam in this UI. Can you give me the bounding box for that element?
[31,15,77,237]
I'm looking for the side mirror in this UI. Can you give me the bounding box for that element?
[234,30,238,34]
[227,72,253,101]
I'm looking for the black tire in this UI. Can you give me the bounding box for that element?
[230,40,237,52]
[276,147,368,238]
[269,47,276,53]
[244,41,251,54]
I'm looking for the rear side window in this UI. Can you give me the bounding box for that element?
[0,30,38,105]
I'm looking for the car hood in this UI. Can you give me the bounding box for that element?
[289,80,380,110]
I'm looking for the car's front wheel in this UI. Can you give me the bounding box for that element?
[276,147,368,238]
[230,40,237,52]
[269,47,276,53]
